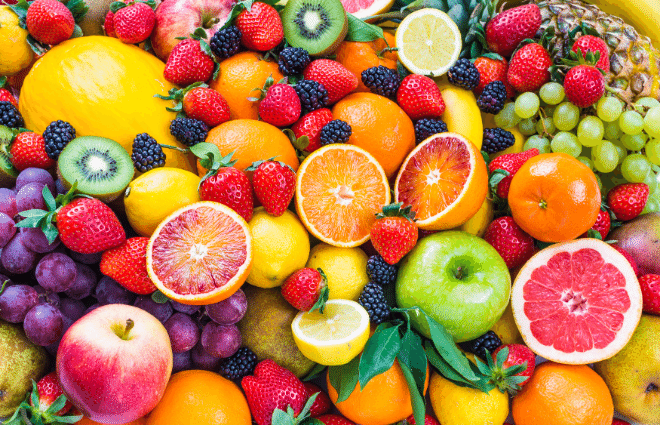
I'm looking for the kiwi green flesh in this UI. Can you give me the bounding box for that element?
[282,0,348,56]
[0,126,18,188]
[57,136,134,202]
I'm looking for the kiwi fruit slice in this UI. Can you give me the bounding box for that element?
[282,0,348,56]
[0,126,19,188]
[57,136,134,202]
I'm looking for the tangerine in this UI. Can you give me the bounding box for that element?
[335,32,398,92]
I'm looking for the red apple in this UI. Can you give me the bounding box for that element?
[56,304,173,424]
[151,0,235,61]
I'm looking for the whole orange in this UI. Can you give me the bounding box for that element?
[77,418,145,425]
[332,93,415,178]
[335,32,398,92]
[146,370,251,425]
[508,153,600,242]
[512,362,613,425]
[209,52,283,120]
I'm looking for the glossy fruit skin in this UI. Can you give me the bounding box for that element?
[292,108,334,152]
[484,216,535,270]
[26,0,74,45]
[370,216,418,265]
[396,74,445,120]
[304,59,359,105]
[9,132,55,171]
[0,5,35,77]
[582,209,611,239]
[258,83,301,127]
[199,167,254,222]
[281,268,324,311]
[488,149,539,199]
[183,87,230,127]
[56,197,126,254]
[251,160,296,217]
[564,65,605,108]
[236,2,283,51]
[492,344,536,387]
[30,372,72,416]
[473,57,515,97]
[639,274,660,314]
[302,382,331,417]
[607,183,650,221]
[100,237,157,295]
[0,88,18,108]
[113,2,156,44]
[316,415,356,425]
[404,414,440,425]
[103,10,116,37]
[164,39,215,86]
[611,244,641,277]
[571,35,610,72]
[335,33,397,92]
[485,4,542,57]
[507,43,552,93]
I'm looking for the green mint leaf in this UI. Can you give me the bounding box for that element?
[358,324,402,389]
[346,14,384,42]
[397,328,427,395]
[302,363,326,382]
[397,358,426,425]
[328,355,360,403]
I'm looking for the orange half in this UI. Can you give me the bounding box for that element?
[394,133,488,230]
[146,202,252,305]
[295,145,390,247]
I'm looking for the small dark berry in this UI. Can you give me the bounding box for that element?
[414,118,448,144]
[43,120,76,160]
[366,255,398,286]
[482,128,515,154]
[319,120,351,145]
[131,133,166,172]
[295,80,329,113]
[477,81,507,114]
[0,101,23,129]
[209,26,242,60]
[170,118,208,147]
[278,47,311,76]
[459,331,502,360]
[358,282,391,325]
[447,59,480,91]
[218,347,258,380]
[361,65,401,98]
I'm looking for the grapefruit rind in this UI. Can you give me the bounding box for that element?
[511,239,642,365]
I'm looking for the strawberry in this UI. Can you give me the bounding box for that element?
[258,83,301,127]
[103,10,116,37]
[26,0,75,45]
[404,414,440,425]
[9,132,56,171]
[488,148,539,198]
[29,372,72,416]
[581,208,611,240]
[492,344,536,388]
[507,43,552,93]
[157,83,230,128]
[56,197,126,254]
[291,108,333,152]
[164,38,215,86]
[397,74,445,120]
[316,415,356,425]
[571,35,610,72]
[302,382,332,417]
[485,4,542,58]
[236,2,283,52]
[241,359,308,425]
[0,78,17,108]
[639,274,660,314]
[248,159,296,216]
[563,64,605,108]
[281,268,328,312]
[100,237,157,294]
[484,216,535,269]
[474,57,515,97]
[303,59,358,104]
[197,152,253,222]
[370,203,418,265]
[612,244,640,277]
[113,1,156,44]
[612,420,631,425]
[607,183,649,221]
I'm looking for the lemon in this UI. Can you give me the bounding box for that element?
[292,299,370,365]
[0,6,34,76]
[490,301,523,345]
[440,86,483,150]
[458,198,493,238]
[306,243,368,300]
[124,168,200,236]
[429,372,509,425]
[247,208,310,288]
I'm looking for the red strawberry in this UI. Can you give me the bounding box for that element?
[9,132,56,171]
[236,2,283,51]
[474,57,515,97]
[370,203,418,265]
[281,268,327,311]
[100,237,157,295]
[581,208,611,240]
[639,274,660,314]
[248,159,296,216]
[485,4,542,58]
[405,414,440,425]
[199,159,254,222]
[56,197,126,254]
[291,108,334,152]
[258,83,301,127]
[26,0,75,45]
[484,216,535,269]
[316,415,356,425]
[303,382,332,417]
[612,420,631,425]
[29,372,72,416]
[571,35,610,72]
[183,87,230,127]
[113,2,156,44]
[607,183,649,221]
[0,83,17,108]
[492,344,536,390]
[241,359,308,425]
[303,59,358,104]
[396,74,445,120]
[103,10,116,37]
[488,148,539,198]
[563,64,605,108]
[507,43,552,93]
[612,244,640,277]
[164,38,215,86]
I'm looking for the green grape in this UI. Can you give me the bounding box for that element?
[553,102,580,131]
[644,106,660,138]
[536,117,556,136]
[646,139,660,165]
[551,132,581,157]
[524,135,551,154]
[621,153,652,182]
[539,82,565,105]
[577,116,605,147]
[619,110,645,135]
[643,171,659,194]
[592,141,619,173]
[518,118,537,136]
[515,92,540,119]
[604,121,622,141]
[642,197,660,214]
[621,134,647,151]
[634,97,660,113]
[596,96,623,122]
[544,106,556,118]
[577,156,594,170]
[494,103,520,129]
[595,174,603,191]
[612,143,627,165]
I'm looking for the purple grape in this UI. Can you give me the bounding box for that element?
[64,262,97,300]
[45,315,73,357]
[16,168,55,195]
[191,342,222,371]
[55,179,67,195]
[171,300,201,315]
[0,274,14,286]
[133,296,173,323]
[84,303,100,315]
[35,253,77,293]
[68,250,102,265]
[1,233,37,274]
[16,182,47,212]
[206,289,247,325]
[33,286,61,307]
[20,227,59,253]
[95,276,136,305]
[172,351,192,373]
[0,188,17,218]
[0,213,15,248]
[201,322,241,358]
[23,303,63,346]
[164,313,200,353]
[59,297,86,322]
[0,284,38,322]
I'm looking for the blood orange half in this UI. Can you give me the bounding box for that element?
[512,239,642,364]
[146,202,252,305]
[340,0,395,19]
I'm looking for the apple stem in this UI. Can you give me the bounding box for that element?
[454,266,465,280]
[123,319,134,340]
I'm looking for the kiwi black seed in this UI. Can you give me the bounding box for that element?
[0,125,18,187]
[57,136,134,202]
[282,0,348,56]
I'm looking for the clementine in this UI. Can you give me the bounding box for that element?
[335,32,398,92]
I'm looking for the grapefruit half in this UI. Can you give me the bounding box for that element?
[340,0,395,20]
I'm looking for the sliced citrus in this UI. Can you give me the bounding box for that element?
[340,0,395,20]
[295,144,390,247]
[292,299,370,366]
[511,239,642,364]
[395,8,462,76]
[394,133,488,230]
[146,202,252,305]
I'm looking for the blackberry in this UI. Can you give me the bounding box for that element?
[447,59,480,91]
[0,101,24,129]
[361,65,400,98]
[170,117,208,147]
[294,80,329,113]
[319,120,351,145]
[278,47,311,76]
[366,255,398,286]
[482,128,515,154]
[209,26,242,60]
[43,120,76,160]
[131,133,166,172]
[477,81,507,114]
[459,330,502,360]
[358,282,391,325]
[414,118,448,143]
[218,347,258,380]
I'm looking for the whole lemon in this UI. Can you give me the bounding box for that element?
[306,243,368,301]
[456,198,493,238]
[0,6,34,76]
[247,208,310,288]
[124,168,200,236]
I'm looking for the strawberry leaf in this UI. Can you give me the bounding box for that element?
[53,414,85,424]
[42,186,56,211]
[109,1,128,12]
[0,76,7,88]
[65,0,89,23]
[309,283,328,314]
[0,279,7,296]
[15,210,48,228]
[587,229,603,240]
[151,290,170,304]
[271,408,296,425]
[480,150,490,165]
[376,202,416,221]
[44,394,67,415]
[296,392,318,422]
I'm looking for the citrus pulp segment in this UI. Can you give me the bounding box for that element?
[339,0,395,19]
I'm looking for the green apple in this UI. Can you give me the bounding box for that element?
[396,231,510,342]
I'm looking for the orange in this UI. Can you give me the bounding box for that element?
[209,51,284,120]
[199,119,299,174]
[512,362,613,425]
[508,153,601,242]
[335,32,398,92]
[146,370,251,425]
[77,418,145,425]
[146,202,252,305]
[295,144,390,247]
[394,133,488,230]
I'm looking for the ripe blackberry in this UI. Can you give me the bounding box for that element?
[218,347,258,380]
[477,81,507,114]
[209,26,242,60]
[278,47,311,76]
[459,331,502,360]
[43,120,76,160]
[170,117,208,147]
[447,59,480,91]
[366,254,398,286]
[319,120,351,145]
[295,80,329,113]
[361,65,400,98]
[131,133,166,172]
[0,101,24,129]
[482,128,515,154]
[414,118,448,143]
[358,282,391,325]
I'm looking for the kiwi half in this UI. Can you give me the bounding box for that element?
[0,126,18,188]
[282,0,348,56]
[57,136,134,202]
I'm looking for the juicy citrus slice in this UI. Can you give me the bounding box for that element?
[340,0,395,19]
[146,202,252,305]
[511,239,642,364]
[295,144,390,247]
[395,8,462,76]
[292,299,370,366]
[394,133,488,230]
